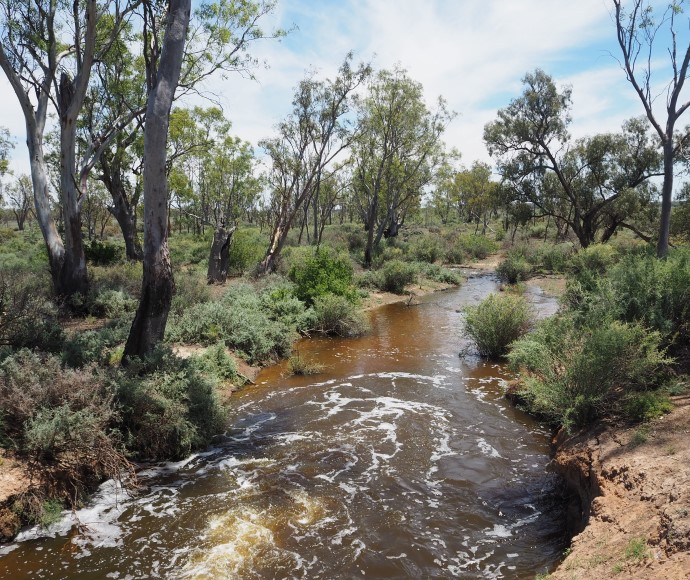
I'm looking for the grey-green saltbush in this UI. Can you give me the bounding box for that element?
[313,293,370,337]
[463,293,532,358]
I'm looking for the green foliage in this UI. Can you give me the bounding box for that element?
[569,243,620,280]
[622,391,673,423]
[190,342,238,383]
[39,499,64,528]
[89,261,142,301]
[0,268,64,352]
[228,228,267,276]
[288,247,357,305]
[0,350,119,463]
[169,233,211,266]
[464,293,532,358]
[62,321,129,368]
[418,262,463,285]
[624,538,650,562]
[528,242,574,273]
[408,234,443,263]
[115,348,226,460]
[84,240,124,266]
[89,289,138,318]
[379,259,418,293]
[167,282,305,364]
[496,251,532,284]
[447,234,498,263]
[509,316,670,431]
[171,269,211,316]
[287,353,324,376]
[313,293,370,337]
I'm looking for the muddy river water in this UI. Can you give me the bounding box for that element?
[0,273,568,579]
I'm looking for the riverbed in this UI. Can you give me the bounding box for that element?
[0,273,567,579]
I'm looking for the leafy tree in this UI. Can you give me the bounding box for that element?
[352,67,453,266]
[257,54,371,275]
[484,69,661,248]
[614,0,690,258]
[0,0,139,301]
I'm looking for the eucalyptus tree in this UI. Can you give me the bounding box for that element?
[456,161,498,234]
[123,0,191,360]
[352,67,453,267]
[256,54,371,275]
[613,0,690,257]
[5,175,33,231]
[0,0,140,301]
[484,69,661,248]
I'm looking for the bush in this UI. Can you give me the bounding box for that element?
[529,243,573,273]
[496,252,532,284]
[116,348,226,460]
[508,316,670,430]
[379,260,418,294]
[464,293,532,358]
[313,293,370,337]
[62,321,129,368]
[287,353,324,376]
[0,350,124,485]
[190,342,238,384]
[89,261,142,300]
[288,247,357,305]
[89,289,138,318]
[418,262,463,285]
[166,283,301,364]
[228,228,268,276]
[85,240,123,266]
[171,269,211,316]
[409,235,443,264]
[0,268,64,352]
[457,234,499,260]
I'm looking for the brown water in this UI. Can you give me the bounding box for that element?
[0,273,567,579]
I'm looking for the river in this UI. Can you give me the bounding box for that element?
[0,273,567,579]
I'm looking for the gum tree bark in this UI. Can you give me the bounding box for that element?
[207,224,236,284]
[124,0,191,360]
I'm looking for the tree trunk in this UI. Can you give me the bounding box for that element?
[207,224,235,284]
[101,155,143,260]
[124,0,191,361]
[657,140,674,258]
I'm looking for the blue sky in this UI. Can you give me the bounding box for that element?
[0,0,683,177]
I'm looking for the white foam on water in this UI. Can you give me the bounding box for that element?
[476,437,502,458]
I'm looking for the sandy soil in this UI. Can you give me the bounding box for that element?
[551,394,690,579]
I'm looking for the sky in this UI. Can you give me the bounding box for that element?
[0,0,677,178]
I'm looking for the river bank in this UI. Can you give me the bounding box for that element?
[549,394,690,579]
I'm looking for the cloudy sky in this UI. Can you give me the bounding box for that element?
[0,0,669,176]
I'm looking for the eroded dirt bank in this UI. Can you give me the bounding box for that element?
[551,395,690,579]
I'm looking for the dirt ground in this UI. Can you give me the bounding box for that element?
[551,395,690,579]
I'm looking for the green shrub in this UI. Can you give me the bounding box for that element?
[418,262,463,285]
[190,342,238,384]
[167,283,301,364]
[89,289,138,318]
[288,247,357,305]
[568,243,619,279]
[287,353,324,376]
[379,260,418,294]
[89,261,142,300]
[228,228,268,276]
[530,243,574,273]
[0,268,64,352]
[464,293,532,358]
[509,316,670,431]
[39,499,64,528]
[62,321,129,368]
[496,252,532,284]
[409,235,443,263]
[449,234,498,262]
[85,240,123,266]
[171,269,211,316]
[313,293,370,337]
[169,233,211,266]
[116,348,226,460]
[622,391,673,422]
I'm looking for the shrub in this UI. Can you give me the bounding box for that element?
[190,342,238,384]
[89,289,138,318]
[228,228,268,276]
[530,243,573,273]
[496,252,532,284]
[62,321,129,368]
[379,260,418,294]
[464,293,532,358]
[116,348,226,460]
[418,263,463,285]
[287,353,324,376]
[313,293,370,337]
[171,269,211,316]
[166,283,301,364]
[508,316,670,431]
[288,247,357,305]
[85,240,123,266]
[0,349,124,486]
[568,243,619,280]
[0,268,64,352]
[89,261,142,300]
[457,234,498,260]
[169,233,211,266]
[409,235,443,264]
